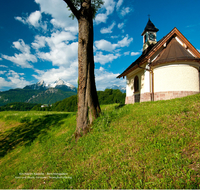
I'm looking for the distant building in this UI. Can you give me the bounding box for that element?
[118,19,200,104]
[41,104,49,108]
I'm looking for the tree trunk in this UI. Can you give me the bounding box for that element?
[75,1,101,139]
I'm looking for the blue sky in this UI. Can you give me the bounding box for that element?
[0,0,200,91]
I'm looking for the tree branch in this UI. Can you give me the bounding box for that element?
[63,0,80,20]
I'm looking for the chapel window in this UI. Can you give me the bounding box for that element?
[144,34,147,43]
[134,75,139,92]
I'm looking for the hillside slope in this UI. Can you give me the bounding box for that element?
[27,88,76,104]
[50,89,126,112]
[0,94,200,189]
[0,89,40,106]
[0,88,76,106]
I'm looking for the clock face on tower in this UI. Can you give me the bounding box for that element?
[149,32,156,41]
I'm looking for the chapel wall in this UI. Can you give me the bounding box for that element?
[126,70,145,97]
[153,63,200,93]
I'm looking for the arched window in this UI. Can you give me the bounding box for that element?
[134,75,139,92]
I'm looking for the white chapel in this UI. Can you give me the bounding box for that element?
[117,19,200,104]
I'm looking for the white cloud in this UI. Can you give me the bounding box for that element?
[198,49,200,52]
[0,71,6,75]
[33,31,78,66]
[0,77,10,89]
[117,34,133,47]
[116,0,124,10]
[7,70,30,88]
[94,51,120,65]
[15,10,47,30]
[124,51,130,56]
[0,70,30,90]
[111,35,120,39]
[38,42,78,66]
[1,39,37,68]
[15,0,78,32]
[0,58,2,61]
[35,0,78,32]
[95,13,108,24]
[33,63,126,91]
[131,52,140,56]
[100,22,116,34]
[95,0,116,24]
[15,16,26,24]
[95,67,126,90]
[95,35,133,52]
[95,39,117,51]
[118,23,124,29]
[33,61,78,87]
[0,65,8,68]
[104,0,116,15]
[13,39,30,53]
[121,7,131,17]
[3,0,130,92]
[31,35,46,50]
[32,30,77,50]
[28,11,42,27]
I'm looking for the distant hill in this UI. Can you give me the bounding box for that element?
[0,79,77,106]
[0,102,37,111]
[27,88,76,104]
[39,89,126,112]
[0,89,41,106]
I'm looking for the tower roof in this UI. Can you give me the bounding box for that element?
[141,19,159,36]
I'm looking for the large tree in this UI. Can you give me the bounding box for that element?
[63,0,103,139]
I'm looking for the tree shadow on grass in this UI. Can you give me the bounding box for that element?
[0,113,70,157]
[115,104,125,109]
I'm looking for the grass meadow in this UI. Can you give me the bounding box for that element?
[0,94,200,189]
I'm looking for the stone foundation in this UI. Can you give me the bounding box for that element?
[154,91,199,101]
[125,91,199,104]
[125,93,151,104]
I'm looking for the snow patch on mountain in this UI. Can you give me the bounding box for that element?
[24,79,77,92]
[106,84,126,93]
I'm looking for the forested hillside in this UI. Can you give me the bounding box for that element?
[0,102,37,111]
[0,89,40,106]
[0,88,76,106]
[27,89,76,104]
[31,89,126,112]
[0,89,125,112]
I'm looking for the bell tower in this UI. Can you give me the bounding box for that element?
[141,18,159,51]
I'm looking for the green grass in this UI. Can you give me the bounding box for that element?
[0,94,200,189]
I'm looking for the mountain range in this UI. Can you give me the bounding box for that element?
[23,79,77,92]
[0,79,126,107]
[0,79,77,106]
[106,84,126,93]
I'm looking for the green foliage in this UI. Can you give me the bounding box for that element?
[97,89,126,105]
[0,88,76,106]
[0,89,41,106]
[27,89,76,105]
[0,102,38,111]
[69,0,104,19]
[0,94,200,188]
[31,104,53,111]
[52,95,77,112]
[51,89,126,112]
